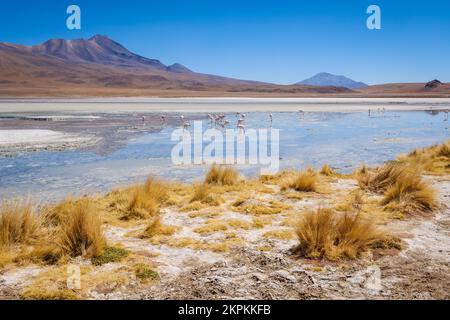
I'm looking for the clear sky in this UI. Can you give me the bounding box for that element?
[1,0,449,84]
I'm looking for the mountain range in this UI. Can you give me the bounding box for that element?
[0,35,448,97]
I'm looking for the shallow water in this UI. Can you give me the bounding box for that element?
[0,110,448,201]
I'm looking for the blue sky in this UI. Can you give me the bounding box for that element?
[1,0,449,84]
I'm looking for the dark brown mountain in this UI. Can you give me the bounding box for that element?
[424,79,443,89]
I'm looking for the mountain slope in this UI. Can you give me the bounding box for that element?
[0,35,354,97]
[297,72,368,89]
[29,35,170,70]
[1,35,448,97]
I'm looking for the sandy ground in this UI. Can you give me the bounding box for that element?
[0,98,449,113]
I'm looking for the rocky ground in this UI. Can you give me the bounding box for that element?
[1,172,448,300]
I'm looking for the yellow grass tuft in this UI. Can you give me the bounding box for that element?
[397,141,450,175]
[335,189,365,212]
[16,244,63,265]
[233,198,291,215]
[190,183,222,206]
[226,219,252,230]
[58,198,106,258]
[41,198,78,227]
[437,143,450,158]
[381,171,438,215]
[143,176,169,203]
[357,162,408,192]
[281,169,318,192]
[252,216,273,228]
[180,201,209,212]
[263,229,296,240]
[205,164,239,186]
[21,266,81,300]
[0,200,41,248]
[123,186,159,220]
[165,237,203,249]
[194,220,228,235]
[140,216,179,239]
[320,164,334,176]
[295,207,384,260]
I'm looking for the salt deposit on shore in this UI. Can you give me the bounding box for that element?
[0,129,99,155]
[0,97,449,113]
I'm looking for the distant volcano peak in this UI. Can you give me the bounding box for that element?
[297,72,368,89]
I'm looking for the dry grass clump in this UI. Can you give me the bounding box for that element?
[335,189,365,212]
[40,198,78,227]
[123,186,160,220]
[194,220,228,235]
[190,183,222,206]
[139,216,179,239]
[398,141,450,175]
[263,229,296,240]
[21,266,81,300]
[226,219,252,230]
[17,244,63,265]
[320,164,334,176]
[0,200,41,247]
[107,176,170,221]
[437,143,450,158]
[232,197,291,215]
[381,171,437,215]
[252,216,273,228]
[205,164,239,186]
[357,162,407,192]
[164,237,203,249]
[143,176,169,203]
[295,207,384,260]
[281,169,318,192]
[58,198,106,258]
[356,161,438,216]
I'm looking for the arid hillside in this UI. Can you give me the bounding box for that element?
[0,35,353,97]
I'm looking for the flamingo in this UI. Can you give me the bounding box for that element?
[180,115,190,130]
[160,115,166,123]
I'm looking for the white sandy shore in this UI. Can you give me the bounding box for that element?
[0,130,75,146]
[0,98,449,113]
[0,129,99,154]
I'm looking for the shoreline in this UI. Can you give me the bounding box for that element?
[0,97,449,113]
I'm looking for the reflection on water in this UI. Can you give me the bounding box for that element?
[0,110,448,201]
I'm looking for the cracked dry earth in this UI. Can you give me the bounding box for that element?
[1,176,449,300]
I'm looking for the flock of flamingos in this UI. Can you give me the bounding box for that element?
[138,108,450,134]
